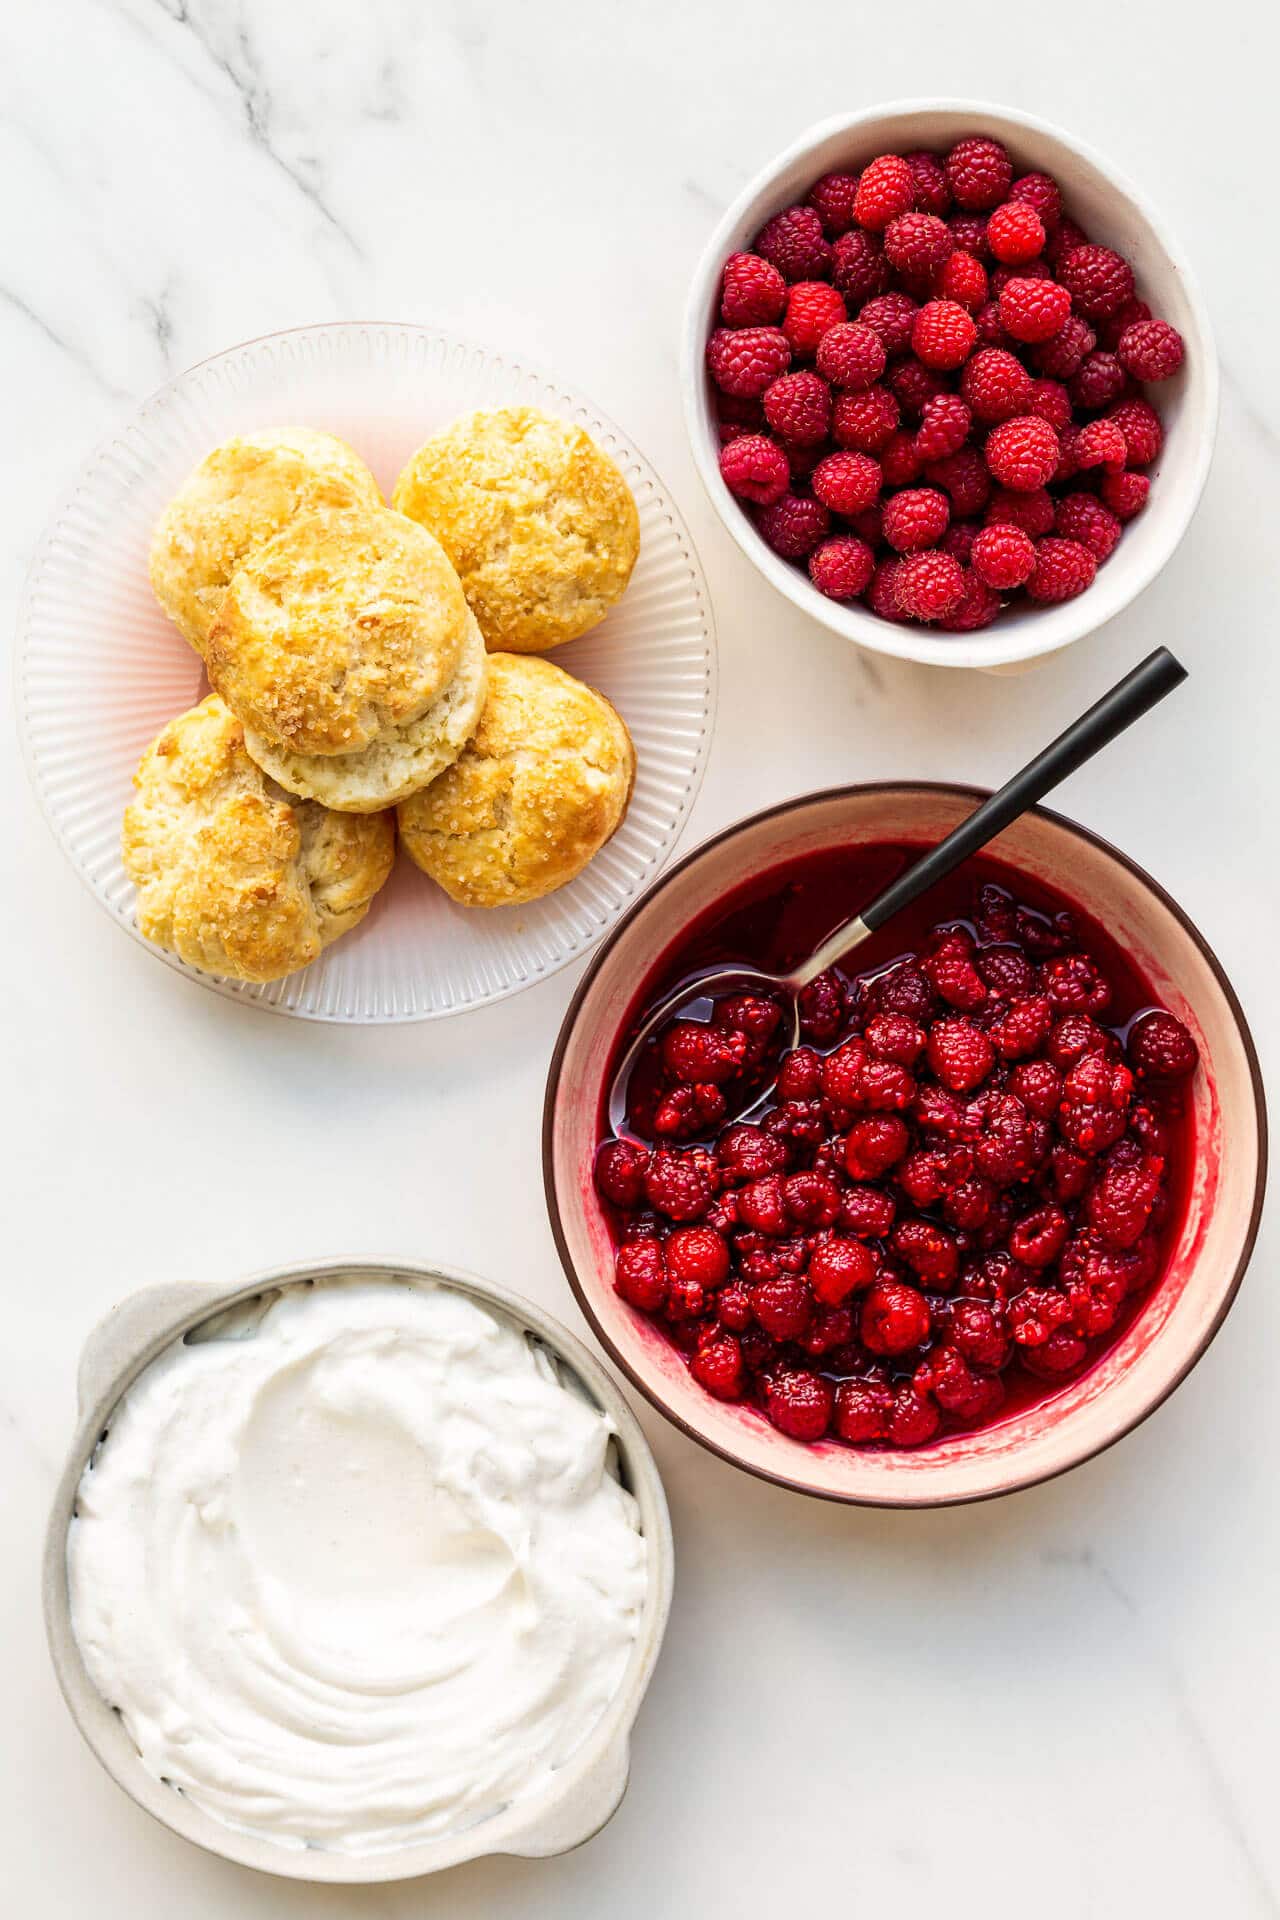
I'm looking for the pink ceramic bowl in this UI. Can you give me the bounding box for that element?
[544,785,1265,1506]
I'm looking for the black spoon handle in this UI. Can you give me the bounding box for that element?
[859,646,1188,935]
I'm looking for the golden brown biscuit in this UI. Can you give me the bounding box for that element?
[392,407,640,652]
[206,505,469,759]
[396,653,635,908]
[123,695,395,983]
[149,429,382,653]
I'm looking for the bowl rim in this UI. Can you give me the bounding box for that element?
[43,1257,675,1882]
[680,97,1221,670]
[542,781,1267,1507]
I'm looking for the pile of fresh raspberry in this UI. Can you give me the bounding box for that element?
[594,881,1198,1449]
[707,134,1185,631]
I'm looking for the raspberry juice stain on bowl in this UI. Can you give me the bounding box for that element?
[592,845,1199,1451]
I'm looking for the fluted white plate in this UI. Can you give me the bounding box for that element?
[16,324,716,1021]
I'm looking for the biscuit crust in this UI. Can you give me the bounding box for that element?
[205,506,469,757]
[123,695,395,983]
[396,653,635,908]
[148,428,382,654]
[392,407,640,653]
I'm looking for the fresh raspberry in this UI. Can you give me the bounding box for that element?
[985,486,1055,536]
[1058,244,1135,318]
[1128,1010,1198,1080]
[690,1332,744,1400]
[845,1113,910,1178]
[1047,214,1089,266]
[885,211,954,277]
[809,535,875,601]
[927,1017,995,1092]
[926,445,991,516]
[1033,314,1097,379]
[990,258,1051,296]
[971,522,1036,589]
[720,251,787,326]
[894,551,965,621]
[950,213,990,258]
[1027,536,1097,603]
[883,486,950,552]
[961,346,1034,422]
[904,148,952,214]
[866,557,903,620]
[1069,350,1126,412]
[974,299,1007,344]
[806,170,861,236]
[942,522,977,565]
[832,229,889,303]
[781,281,847,354]
[645,1148,713,1220]
[754,204,832,282]
[937,249,988,310]
[614,1240,667,1310]
[1010,171,1062,232]
[998,276,1071,343]
[718,433,790,506]
[1100,470,1150,519]
[987,200,1046,264]
[1027,378,1073,434]
[1098,296,1152,351]
[763,1368,833,1441]
[663,1019,747,1084]
[861,1279,932,1356]
[914,393,971,461]
[755,490,830,558]
[912,299,978,370]
[666,1226,730,1289]
[1054,492,1122,561]
[945,136,1013,211]
[808,1235,878,1305]
[985,415,1059,490]
[887,357,950,419]
[812,448,882,513]
[848,503,885,546]
[859,291,920,354]
[1070,418,1127,473]
[706,325,791,397]
[815,320,886,390]
[763,370,832,445]
[881,431,924,487]
[832,385,900,451]
[854,154,917,231]
[785,442,824,482]
[595,1139,650,1208]
[1108,397,1164,466]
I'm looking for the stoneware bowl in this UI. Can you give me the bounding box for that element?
[43,1259,674,1884]
[682,101,1219,672]
[544,785,1265,1506]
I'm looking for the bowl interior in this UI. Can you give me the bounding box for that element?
[547,787,1262,1505]
[685,102,1217,669]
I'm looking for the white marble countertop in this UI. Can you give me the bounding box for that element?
[4,4,1277,1914]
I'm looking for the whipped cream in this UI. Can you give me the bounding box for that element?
[67,1277,645,1854]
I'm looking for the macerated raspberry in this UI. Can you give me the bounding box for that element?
[894,1217,960,1286]
[1058,243,1135,318]
[885,211,954,277]
[755,489,830,558]
[763,370,832,445]
[781,280,846,354]
[985,414,1059,490]
[937,249,988,310]
[645,1147,714,1220]
[1069,350,1126,412]
[883,486,950,552]
[720,251,787,326]
[1033,314,1097,379]
[815,320,886,390]
[961,346,1033,422]
[904,148,951,214]
[1119,317,1186,382]
[754,203,832,282]
[763,1368,833,1441]
[887,356,949,419]
[987,200,1046,264]
[998,276,1071,343]
[690,1332,744,1400]
[985,486,1055,536]
[706,325,791,397]
[663,1019,748,1084]
[809,534,875,600]
[894,550,965,620]
[595,1139,651,1207]
[859,291,920,354]
[866,556,903,619]
[1027,377,1073,434]
[862,1279,932,1355]
[881,431,923,487]
[1054,492,1122,560]
[807,170,861,236]
[1010,171,1062,232]
[812,448,882,513]
[1100,469,1150,519]
[927,1016,995,1091]
[1071,418,1127,473]
[854,154,917,231]
[666,1225,730,1289]
[615,1240,667,1310]
[926,445,991,516]
[832,229,889,302]
[909,394,968,463]
[832,384,900,451]
[719,432,790,505]
[1128,1009,1198,1080]
[945,136,1013,210]
[1027,536,1097,603]
[912,299,978,370]
[972,522,1036,589]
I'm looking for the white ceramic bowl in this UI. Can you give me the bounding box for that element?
[681,101,1218,671]
[43,1260,674,1883]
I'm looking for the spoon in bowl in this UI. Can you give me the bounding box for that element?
[609,645,1187,1137]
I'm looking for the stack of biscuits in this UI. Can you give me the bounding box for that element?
[128,409,641,984]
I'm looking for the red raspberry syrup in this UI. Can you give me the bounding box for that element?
[593,845,1198,1450]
